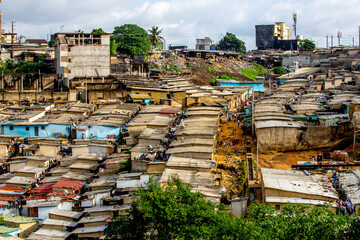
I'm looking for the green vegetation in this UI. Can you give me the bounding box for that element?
[208,68,217,74]
[218,74,238,80]
[119,158,131,171]
[92,28,118,55]
[113,24,151,56]
[219,32,246,54]
[273,66,287,75]
[163,64,181,73]
[106,178,359,240]
[0,59,51,74]
[210,76,217,86]
[91,28,107,34]
[301,39,316,50]
[240,63,268,80]
[148,26,164,50]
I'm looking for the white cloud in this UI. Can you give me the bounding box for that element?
[1,0,359,50]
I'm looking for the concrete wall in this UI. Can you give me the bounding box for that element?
[265,188,334,201]
[0,91,68,101]
[2,123,69,138]
[117,175,150,189]
[256,127,301,152]
[37,145,60,159]
[75,125,121,139]
[71,145,90,156]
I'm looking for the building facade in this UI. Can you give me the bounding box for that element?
[54,33,111,80]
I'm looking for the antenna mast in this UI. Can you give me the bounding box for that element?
[293,12,297,39]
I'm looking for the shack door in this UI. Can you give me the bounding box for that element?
[28,207,38,217]
[0,125,3,135]
[34,127,39,137]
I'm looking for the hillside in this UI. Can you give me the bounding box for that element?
[148,53,267,85]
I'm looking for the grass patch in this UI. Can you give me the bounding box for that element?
[240,63,268,80]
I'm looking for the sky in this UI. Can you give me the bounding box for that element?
[1,0,359,50]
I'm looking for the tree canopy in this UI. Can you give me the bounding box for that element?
[112,24,151,56]
[148,26,164,50]
[91,28,107,34]
[302,39,316,50]
[219,32,246,54]
[106,178,359,240]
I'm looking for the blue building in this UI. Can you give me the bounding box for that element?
[218,79,265,92]
[1,112,83,138]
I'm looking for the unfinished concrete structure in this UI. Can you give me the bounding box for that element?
[54,33,111,81]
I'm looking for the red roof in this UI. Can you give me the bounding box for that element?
[52,180,84,189]
[0,196,18,202]
[158,108,180,114]
[0,186,28,194]
[23,195,47,201]
[28,184,54,194]
[25,39,48,44]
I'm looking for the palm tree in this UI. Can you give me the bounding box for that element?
[148,26,164,50]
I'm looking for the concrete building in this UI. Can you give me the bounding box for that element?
[255,22,296,50]
[262,168,338,212]
[54,33,111,81]
[196,37,213,50]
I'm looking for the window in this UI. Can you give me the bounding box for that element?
[148,93,152,97]
[26,127,30,131]
[10,126,13,131]
[275,205,281,211]
[68,69,71,73]
[68,58,71,63]
[41,126,45,130]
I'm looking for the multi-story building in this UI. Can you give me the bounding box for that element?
[255,22,295,50]
[196,37,213,50]
[54,33,111,80]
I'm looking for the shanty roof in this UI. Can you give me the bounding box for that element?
[5,176,33,185]
[77,215,112,224]
[29,228,71,239]
[42,218,77,228]
[15,166,45,174]
[49,209,83,219]
[28,184,54,194]
[52,179,84,189]
[265,197,337,206]
[72,226,107,234]
[84,204,131,213]
[166,146,216,154]
[0,186,27,195]
[262,168,338,200]
[166,156,215,169]
[255,120,300,129]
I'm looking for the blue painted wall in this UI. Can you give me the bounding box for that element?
[76,125,121,139]
[1,122,70,138]
[220,82,264,92]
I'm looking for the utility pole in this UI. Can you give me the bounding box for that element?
[11,22,15,59]
[353,37,355,47]
[331,35,333,48]
[0,13,3,58]
[337,31,342,46]
[326,35,329,49]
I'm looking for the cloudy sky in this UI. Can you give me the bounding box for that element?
[1,0,359,50]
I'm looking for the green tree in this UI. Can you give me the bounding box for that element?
[91,28,107,34]
[273,66,287,75]
[106,178,255,240]
[113,24,151,56]
[148,26,164,50]
[219,32,246,53]
[302,39,316,50]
